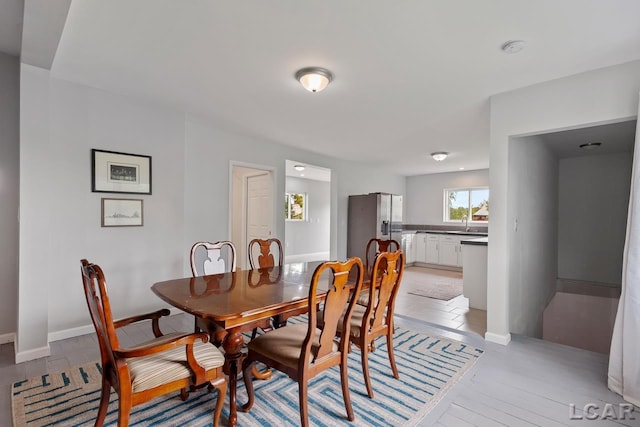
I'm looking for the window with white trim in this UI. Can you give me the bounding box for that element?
[285,193,307,221]
[444,187,489,223]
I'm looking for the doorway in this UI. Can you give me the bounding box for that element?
[284,160,331,263]
[230,163,276,269]
[509,119,636,353]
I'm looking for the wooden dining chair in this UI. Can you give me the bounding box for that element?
[189,240,240,340]
[241,257,365,427]
[190,240,237,276]
[365,238,400,275]
[248,238,283,269]
[80,259,227,427]
[247,238,287,339]
[357,237,401,305]
[343,249,405,399]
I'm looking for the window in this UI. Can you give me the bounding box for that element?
[285,193,307,221]
[444,187,489,223]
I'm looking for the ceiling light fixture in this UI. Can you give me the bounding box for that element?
[579,142,602,151]
[431,152,449,161]
[295,67,333,93]
[501,40,526,54]
[293,164,306,171]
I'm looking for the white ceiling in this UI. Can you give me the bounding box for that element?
[5,1,640,176]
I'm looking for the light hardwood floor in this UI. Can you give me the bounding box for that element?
[2,268,638,426]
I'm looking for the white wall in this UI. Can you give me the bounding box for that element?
[488,59,640,344]
[508,135,558,338]
[405,169,489,225]
[285,176,331,259]
[16,66,405,360]
[558,153,632,285]
[18,65,187,361]
[0,53,19,341]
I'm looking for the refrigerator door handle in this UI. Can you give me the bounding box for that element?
[381,220,390,236]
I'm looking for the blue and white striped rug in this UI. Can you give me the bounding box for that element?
[12,327,483,426]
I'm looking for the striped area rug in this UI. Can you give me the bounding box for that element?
[12,327,482,426]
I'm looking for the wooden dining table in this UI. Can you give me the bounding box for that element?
[151,261,334,427]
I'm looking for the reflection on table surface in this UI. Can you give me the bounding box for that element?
[151,261,335,321]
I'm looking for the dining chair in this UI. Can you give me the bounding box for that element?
[342,249,405,399]
[365,238,400,275]
[357,238,401,305]
[189,240,242,341]
[241,257,365,427]
[80,259,227,427]
[190,240,237,276]
[248,238,283,269]
[247,238,288,339]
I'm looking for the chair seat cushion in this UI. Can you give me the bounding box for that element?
[317,304,376,338]
[126,339,225,393]
[247,324,337,370]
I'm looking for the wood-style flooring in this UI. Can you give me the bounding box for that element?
[2,267,638,426]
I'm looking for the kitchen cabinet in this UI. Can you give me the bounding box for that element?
[425,234,439,264]
[415,233,464,268]
[438,235,463,267]
[415,233,427,263]
[402,233,416,264]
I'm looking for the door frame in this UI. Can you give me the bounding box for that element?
[229,161,277,269]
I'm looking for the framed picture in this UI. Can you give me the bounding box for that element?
[101,198,144,227]
[92,149,152,194]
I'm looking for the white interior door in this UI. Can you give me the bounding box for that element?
[246,173,273,244]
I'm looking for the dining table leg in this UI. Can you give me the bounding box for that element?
[222,328,245,427]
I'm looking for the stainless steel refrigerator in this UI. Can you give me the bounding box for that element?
[347,192,403,262]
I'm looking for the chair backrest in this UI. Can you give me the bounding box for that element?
[365,238,400,275]
[365,250,405,333]
[80,259,120,371]
[190,241,237,276]
[302,257,364,368]
[248,238,283,269]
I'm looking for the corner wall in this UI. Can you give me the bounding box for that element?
[0,53,19,342]
[508,135,558,338]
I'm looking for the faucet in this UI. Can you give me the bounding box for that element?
[462,214,470,232]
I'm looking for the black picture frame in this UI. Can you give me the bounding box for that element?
[91,149,152,194]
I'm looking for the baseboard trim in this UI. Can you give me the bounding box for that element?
[484,331,511,345]
[15,345,51,364]
[284,252,330,263]
[413,262,462,272]
[48,324,95,343]
[49,308,188,343]
[0,332,15,345]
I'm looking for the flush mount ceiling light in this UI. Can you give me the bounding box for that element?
[295,67,333,93]
[431,152,449,161]
[501,40,526,54]
[293,164,306,171]
[579,142,602,151]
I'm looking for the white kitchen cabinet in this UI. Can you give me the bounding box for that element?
[415,233,427,263]
[402,233,416,264]
[425,234,439,264]
[438,235,463,266]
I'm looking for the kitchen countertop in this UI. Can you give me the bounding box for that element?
[412,230,488,237]
[460,236,488,245]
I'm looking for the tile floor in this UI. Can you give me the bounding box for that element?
[394,265,487,336]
